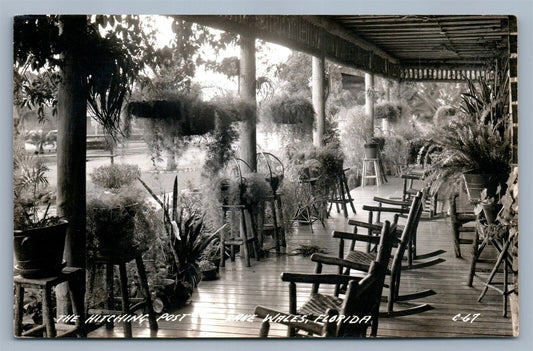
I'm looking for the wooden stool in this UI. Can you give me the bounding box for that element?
[328,168,356,218]
[88,249,158,337]
[220,204,260,267]
[14,267,86,338]
[362,158,385,187]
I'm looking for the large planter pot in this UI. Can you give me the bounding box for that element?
[201,268,219,281]
[364,143,379,159]
[462,173,508,201]
[93,204,138,255]
[14,220,68,278]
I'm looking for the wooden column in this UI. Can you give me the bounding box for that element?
[55,15,88,315]
[312,55,326,147]
[365,73,375,136]
[238,35,257,171]
[382,80,391,134]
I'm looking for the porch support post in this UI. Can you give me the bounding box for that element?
[238,34,257,171]
[56,15,88,315]
[312,55,326,147]
[365,72,375,136]
[383,80,391,134]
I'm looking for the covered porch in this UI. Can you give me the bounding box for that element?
[13,13,519,341]
[88,177,514,338]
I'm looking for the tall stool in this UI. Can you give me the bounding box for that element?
[220,204,260,267]
[14,267,86,338]
[88,248,158,337]
[362,158,385,187]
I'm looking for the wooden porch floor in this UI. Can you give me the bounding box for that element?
[88,177,515,338]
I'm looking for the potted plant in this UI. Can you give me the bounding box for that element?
[375,101,403,123]
[13,153,67,278]
[363,136,385,159]
[87,164,144,255]
[198,260,218,281]
[426,76,511,199]
[138,176,227,307]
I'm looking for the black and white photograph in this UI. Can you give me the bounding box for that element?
[11,13,521,339]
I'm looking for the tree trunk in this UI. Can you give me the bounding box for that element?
[166,149,177,171]
[238,35,257,172]
[312,55,325,148]
[55,15,88,316]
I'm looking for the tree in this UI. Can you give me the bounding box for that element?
[13,14,166,315]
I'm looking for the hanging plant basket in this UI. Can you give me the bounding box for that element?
[14,220,68,278]
[265,96,315,125]
[128,99,216,136]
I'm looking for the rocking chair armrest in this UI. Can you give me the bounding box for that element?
[373,197,411,207]
[362,205,410,214]
[254,306,323,335]
[346,220,383,232]
[281,272,362,285]
[401,173,422,180]
[310,253,371,272]
[332,230,381,244]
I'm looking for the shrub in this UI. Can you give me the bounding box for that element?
[90,164,141,189]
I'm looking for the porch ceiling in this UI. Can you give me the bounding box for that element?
[325,15,513,68]
[177,15,516,81]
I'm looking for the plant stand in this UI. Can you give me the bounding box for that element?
[14,267,86,338]
[220,204,260,267]
[88,249,158,337]
[261,193,286,254]
[293,177,326,233]
[469,222,516,317]
[327,168,356,218]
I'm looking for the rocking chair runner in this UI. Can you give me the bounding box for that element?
[312,192,443,319]
[254,221,394,337]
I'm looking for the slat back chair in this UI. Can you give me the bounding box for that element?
[254,221,394,338]
[349,190,445,268]
[255,261,387,338]
[312,192,440,318]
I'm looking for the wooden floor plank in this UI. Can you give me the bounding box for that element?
[88,177,515,338]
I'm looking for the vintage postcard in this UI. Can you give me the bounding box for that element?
[13,14,518,339]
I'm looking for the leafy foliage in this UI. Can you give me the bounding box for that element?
[139,176,223,289]
[13,150,59,230]
[90,164,141,189]
[287,143,345,211]
[262,95,315,125]
[14,15,173,137]
[497,166,518,234]
[374,101,403,122]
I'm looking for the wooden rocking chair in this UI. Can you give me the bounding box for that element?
[349,190,445,267]
[312,192,442,318]
[254,221,394,337]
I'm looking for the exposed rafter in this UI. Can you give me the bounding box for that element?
[175,15,514,82]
